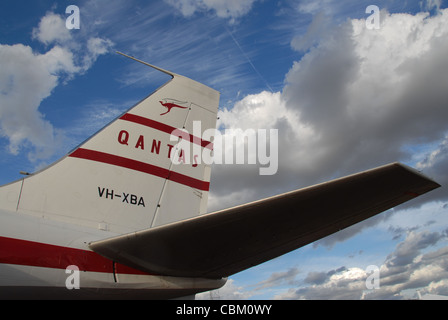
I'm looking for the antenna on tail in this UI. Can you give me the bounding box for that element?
[116,51,176,78]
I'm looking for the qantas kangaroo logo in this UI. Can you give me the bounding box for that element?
[159,99,189,116]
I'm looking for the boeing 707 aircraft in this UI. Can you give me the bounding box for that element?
[0,53,440,299]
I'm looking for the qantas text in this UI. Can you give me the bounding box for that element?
[117,121,278,175]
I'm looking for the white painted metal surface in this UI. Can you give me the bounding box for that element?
[0,55,223,299]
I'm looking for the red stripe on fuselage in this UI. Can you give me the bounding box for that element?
[0,236,148,275]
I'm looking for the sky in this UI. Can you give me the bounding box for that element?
[1,0,448,299]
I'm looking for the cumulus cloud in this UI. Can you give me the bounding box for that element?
[209,8,448,217]
[31,12,114,73]
[366,232,448,299]
[387,231,443,267]
[271,231,448,300]
[164,0,259,22]
[0,11,113,162]
[0,44,73,159]
[31,12,72,45]
[209,90,314,210]
[283,9,448,180]
[279,266,369,300]
[291,10,333,52]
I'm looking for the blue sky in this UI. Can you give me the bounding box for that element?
[1,0,448,299]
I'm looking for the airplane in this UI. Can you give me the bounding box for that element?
[0,52,441,299]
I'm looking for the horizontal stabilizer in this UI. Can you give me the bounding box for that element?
[90,163,440,278]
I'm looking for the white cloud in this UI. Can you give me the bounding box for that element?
[0,11,113,162]
[219,91,290,131]
[32,12,72,45]
[82,37,114,71]
[208,90,316,210]
[291,11,333,52]
[210,8,448,214]
[0,44,73,159]
[38,45,79,75]
[31,11,114,71]
[164,0,259,21]
[275,266,369,300]
[196,279,253,300]
[270,230,448,300]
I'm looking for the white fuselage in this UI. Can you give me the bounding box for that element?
[0,209,225,299]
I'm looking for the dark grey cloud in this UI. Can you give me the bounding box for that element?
[304,271,327,285]
[304,266,347,285]
[209,10,448,252]
[274,230,448,299]
[386,231,443,267]
[255,267,300,290]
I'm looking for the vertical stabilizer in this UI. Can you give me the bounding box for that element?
[0,54,220,233]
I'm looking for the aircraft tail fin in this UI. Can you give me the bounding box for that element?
[0,53,220,233]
